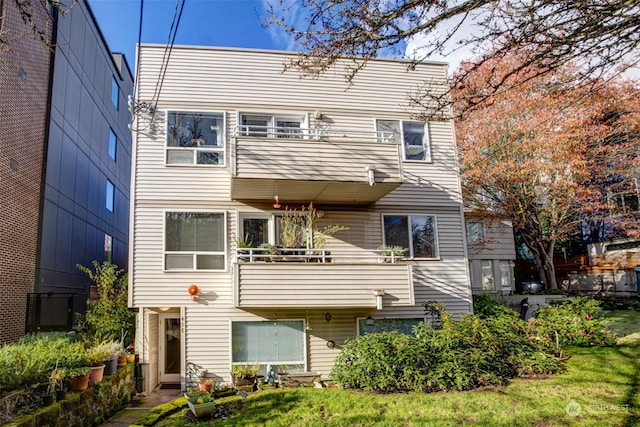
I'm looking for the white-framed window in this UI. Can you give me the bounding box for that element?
[164,212,226,270]
[231,320,305,371]
[239,215,270,247]
[108,129,117,160]
[376,119,431,162]
[166,111,225,166]
[238,112,306,139]
[357,318,424,336]
[481,260,495,291]
[466,221,486,245]
[106,180,114,212]
[111,77,119,110]
[499,260,514,291]
[383,214,439,259]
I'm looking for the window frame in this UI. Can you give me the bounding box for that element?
[165,110,226,167]
[104,234,113,263]
[237,111,308,139]
[382,213,440,259]
[163,210,228,272]
[375,119,432,162]
[111,77,119,110]
[108,128,117,161]
[230,319,307,371]
[106,180,115,212]
[356,317,425,336]
[466,221,486,245]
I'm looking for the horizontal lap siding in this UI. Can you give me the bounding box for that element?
[236,264,413,308]
[234,139,401,183]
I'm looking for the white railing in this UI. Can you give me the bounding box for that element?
[234,247,406,264]
[234,125,396,143]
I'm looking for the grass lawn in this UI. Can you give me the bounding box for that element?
[157,311,640,427]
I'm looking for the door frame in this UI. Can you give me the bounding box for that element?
[158,311,183,384]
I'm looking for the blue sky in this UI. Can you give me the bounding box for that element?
[88,0,292,73]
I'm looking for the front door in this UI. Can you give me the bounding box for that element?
[159,314,181,383]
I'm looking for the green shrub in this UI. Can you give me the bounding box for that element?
[473,294,520,319]
[330,310,565,393]
[529,297,616,346]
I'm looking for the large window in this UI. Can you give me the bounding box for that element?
[166,111,225,165]
[358,318,424,335]
[376,120,431,162]
[383,214,438,259]
[165,212,226,270]
[239,113,305,139]
[232,320,305,370]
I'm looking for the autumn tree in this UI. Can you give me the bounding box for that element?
[266,0,640,119]
[454,52,640,288]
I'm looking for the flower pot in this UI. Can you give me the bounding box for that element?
[104,357,118,375]
[69,373,90,391]
[184,395,216,418]
[198,383,212,392]
[126,354,136,363]
[89,364,105,384]
[117,355,127,367]
[42,394,55,406]
[55,389,67,401]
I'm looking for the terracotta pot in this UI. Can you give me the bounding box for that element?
[69,373,90,391]
[89,364,105,384]
[117,355,127,367]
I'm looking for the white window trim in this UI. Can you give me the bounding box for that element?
[375,119,432,163]
[162,210,228,272]
[236,110,309,139]
[229,318,308,371]
[165,110,227,167]
[237,212,276,246]
[381,213,440,260]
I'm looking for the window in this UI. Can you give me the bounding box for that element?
[104,234,112,263]
[481,260,495,291]
[239,113,305,139]
[108,129,117,160]
[106,180,114,212]
[383,214,438,258]
[241,217,269,247]
[499,260,514,291]
[111,77,119,109]
[166,111,225,165]
[358,318,423,335]
[232,320,305,370]
[376,120,431,162]
[165,212,225,270]
[466,221,486,245]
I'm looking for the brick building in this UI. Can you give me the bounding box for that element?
[0,0,133,343]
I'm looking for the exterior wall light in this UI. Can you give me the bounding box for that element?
[374,289,385,310]
[187,284,199,300]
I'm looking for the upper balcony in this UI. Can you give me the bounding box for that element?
[233,248,414,309]
[230,126,404,205]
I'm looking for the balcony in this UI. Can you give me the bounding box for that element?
[230,127,403,205]
[233,248,414,309]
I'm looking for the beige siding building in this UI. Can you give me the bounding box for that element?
[130,45,472,390]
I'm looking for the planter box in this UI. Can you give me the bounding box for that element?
[185,396,216,417]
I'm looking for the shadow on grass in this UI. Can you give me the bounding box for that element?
[617,346,640,427]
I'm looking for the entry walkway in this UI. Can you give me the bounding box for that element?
[101,387,182,426]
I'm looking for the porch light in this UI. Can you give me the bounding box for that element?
[374,289,385,310]
[187,284,199,301]
[365,165,376,186]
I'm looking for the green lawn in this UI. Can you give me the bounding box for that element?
[155,310,640,427]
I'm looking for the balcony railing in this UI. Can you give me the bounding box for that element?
[233,247,406,264]
[234,126,396,143]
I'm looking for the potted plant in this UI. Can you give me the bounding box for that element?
[126,343,136,363]
[86,343,109,384]
[279,207,304,255]
[49,367,67,401]
[231,363,260,386]
[67,366,91,392]
[184,389,216,418]
[257,243,276,261]
[198,378,213,392]
[236,234,253,262]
